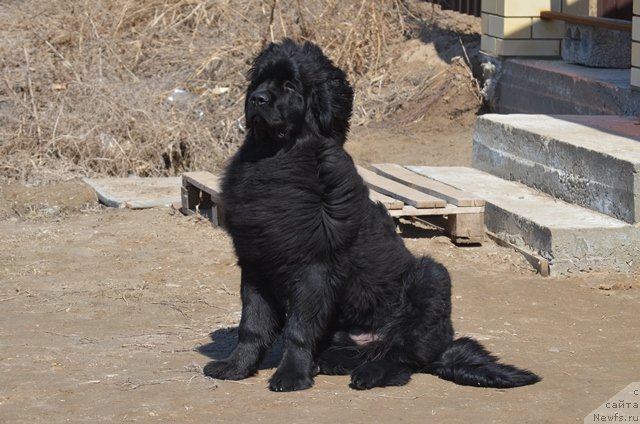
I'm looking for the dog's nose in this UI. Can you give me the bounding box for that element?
[249,90,270,106]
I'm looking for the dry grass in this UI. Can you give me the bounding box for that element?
[0,0,480,184]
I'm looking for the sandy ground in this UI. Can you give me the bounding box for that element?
[0,13,638,423]
[1,139,638,423]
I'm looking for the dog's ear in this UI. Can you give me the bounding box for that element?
[297,40,353,144]
[309,76,353,144]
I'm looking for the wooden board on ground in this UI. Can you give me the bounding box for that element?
[369,190,404,210]
[486,231,550,277]
[181,172,224,227]
[370,163,484,207]
[182,172,221,197]
[181,165,487,244]
[356,166,447,209]
[357,165,485,244]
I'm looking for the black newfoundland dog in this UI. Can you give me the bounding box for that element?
[203,39,540,392]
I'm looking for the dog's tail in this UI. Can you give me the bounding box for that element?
[428,337,541,388]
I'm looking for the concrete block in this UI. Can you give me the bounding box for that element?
[487,15,532,38]
[481,13,489,34]
[409,166,640,277]
[83,177,181,209]
[532,17,565,39]
[472,114,640,223]
[635,0,640,16]
[632,66,640,89]
[552,0,563,12]
[482,0,498,14]
[563,24,631,68]
[501,0,556,17]
[633,42,640,68]
[496,38,560,56]
[486,58,640,115]
[634,16,640,41]
[481,35,498,55]
[562,0,589,15]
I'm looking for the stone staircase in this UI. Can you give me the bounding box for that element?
[410,114,640,277]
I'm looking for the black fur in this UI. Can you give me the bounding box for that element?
[202,39,540,391]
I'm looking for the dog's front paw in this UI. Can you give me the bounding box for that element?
[203,360,253,381]
[268,369,313,392]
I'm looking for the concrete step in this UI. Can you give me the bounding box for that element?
[408,166,640,277]
[488,58,640,115]
[472,114,640,224]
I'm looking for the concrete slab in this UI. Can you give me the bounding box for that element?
[486,58,640,115]
[408,166,640,276]
[473,114,640,224]
[562,24,630,69]
[83,177,181,209]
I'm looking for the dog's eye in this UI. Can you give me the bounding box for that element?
[283,81,297,93]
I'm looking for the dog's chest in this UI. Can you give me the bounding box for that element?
[228,151,321,211]
[222,150,327,260]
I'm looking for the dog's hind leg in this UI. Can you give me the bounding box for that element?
[316,332,367,375]
[317,347,362,375]
[350,359,412,390]
[204,267,283,381]
[347,257,454,390]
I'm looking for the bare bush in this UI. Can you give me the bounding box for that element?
[0,0,480,184]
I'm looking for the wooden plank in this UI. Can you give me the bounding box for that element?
[387,204,484,217]
[486,231,550,277]
[540,11,631,32]
[211,204,225,228]
[371,164,485,207]
[181,185,199,210]
[357,166,447,209]
[369,189,404,210]
[446,211,485,244]
[181,172,225,228]
[182,172,221,200]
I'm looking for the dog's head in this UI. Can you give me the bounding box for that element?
[245,39,353,145]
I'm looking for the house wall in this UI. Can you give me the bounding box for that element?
[481,0,592,56]
[481,0,640,89]
[633,0,640,88]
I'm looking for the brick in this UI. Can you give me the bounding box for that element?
[496,38,560,56]
[482,0,498,14]
[481,13,489,34]
[532,17,565,38]
[562,0,589,15]
[488,15,532,38]
[481,34,499,55]
[631,67,640,90]
[501,0,556,17]
[634,16,640,41]
[633,42,640,68]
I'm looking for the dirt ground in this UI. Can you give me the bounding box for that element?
[1,110,639,423]
[1,182,639,424]
[1,5,639,424]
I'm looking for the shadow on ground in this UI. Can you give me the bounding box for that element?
[197,327,283,370]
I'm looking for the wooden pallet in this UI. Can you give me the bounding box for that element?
[360,164,485,244]
[181,164,486,244]
[181,171,224,227]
